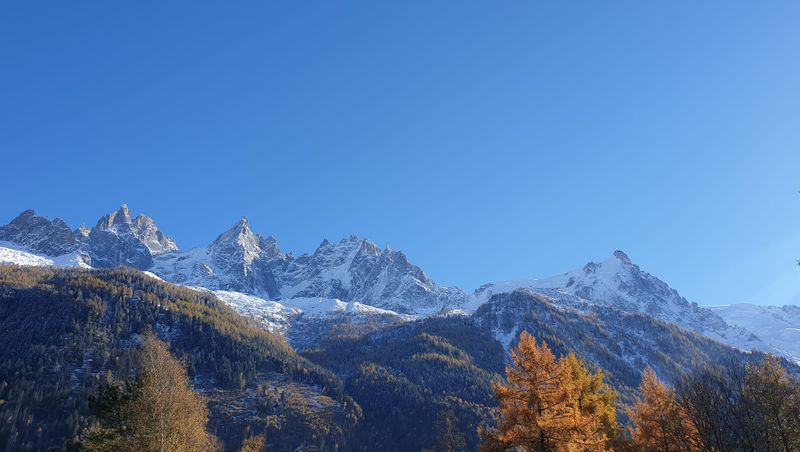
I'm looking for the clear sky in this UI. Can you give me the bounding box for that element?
[2,2,799,306]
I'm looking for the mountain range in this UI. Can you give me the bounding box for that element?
[2,204,799,450]
[0,204,797,365]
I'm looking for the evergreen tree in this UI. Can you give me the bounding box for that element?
[432,410,466,452]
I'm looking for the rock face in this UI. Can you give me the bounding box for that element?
[82,205,178,270]
[0,210,78,256]
[0,206,464,313]
[154,226,465,313]
[205,217,285,297]
[0,205,178,270]
[151,217,288,298]
[133,215,178,255]
[277,236,466,313]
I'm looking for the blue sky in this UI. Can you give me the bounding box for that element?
[1,2,799,306]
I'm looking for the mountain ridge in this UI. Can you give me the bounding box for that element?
[0,204,797,364]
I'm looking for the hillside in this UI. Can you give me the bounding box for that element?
[0,266,359,451]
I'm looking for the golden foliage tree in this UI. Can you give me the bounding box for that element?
[126,332,216,451]
[627,368,699,452]
[479,331,616,451]
[562,354,618,444]
[83,332,216,452]
[240,433,267,452]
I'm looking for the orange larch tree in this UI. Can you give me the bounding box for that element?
[480,331,615,451]
[627,368,700,452]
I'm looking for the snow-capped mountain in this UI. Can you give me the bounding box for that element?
[276,235,466,313]
[0,240,90,268]
[0,205,463,316]
[83,204,178,269]
[471,289,762,388]
[153,219,465,314]
[470,250,772,359]
[0,205,178,270]
[0,210,80,256]
[711,303,800,363]
[2,204,797,364]
[152,217,287,298]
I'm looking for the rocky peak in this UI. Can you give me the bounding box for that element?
[357,238,381,256]
[91,205,177,256]
[133,214,155,230]
[258,235,282,259]
[113,204,132,226]
[613,249,632,264]
[131,214,178,255]
[209,217,263,265]
[199,217,284,297]
[95,204,133,230]
[77,205,179,269]
[0,209,78,256]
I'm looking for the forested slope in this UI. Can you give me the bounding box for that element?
[0,266,359,451]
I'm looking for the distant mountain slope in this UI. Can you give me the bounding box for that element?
[0,240,89,268]
[0,209,78,256]
[470,250,774,359]
[301,315,504,451]
[0,205,177,270]
[152,217,287,298]
[0,206,464,314]
[472,289,765,394]
[711,303,800,364]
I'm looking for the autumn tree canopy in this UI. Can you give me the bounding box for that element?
[82,332,217,452]
[627,368,700,452]
[480,331,617,451]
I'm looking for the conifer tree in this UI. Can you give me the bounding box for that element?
[432,409,466,452]
[479,331,614,451]
[627,368,699,452]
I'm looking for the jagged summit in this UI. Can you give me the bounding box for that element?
[211,217,257,251]
[0,208,792,362]
[276,234,464,312]
[470,250,764,357]
[83,205,178,268]
[612,249,631,263]
[0,205,178,269]
[0,209,78,256]
[93,204,178,256]
[95,204,133,229]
